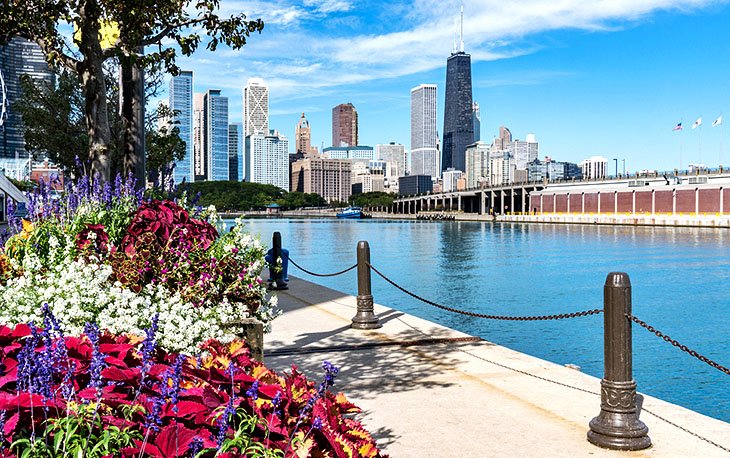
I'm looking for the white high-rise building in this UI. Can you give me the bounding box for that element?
[510,135,539,170]
[193,93,206,180]
[442,168,463,192]
[375,142,407,177]
[410,84,439,178]
[243,78,269,137]
[580,156,608,179]
[465,141,489,189]
[245,130,289,190]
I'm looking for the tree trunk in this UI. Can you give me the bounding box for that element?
[78,0,111,182]
[120,51,146,189]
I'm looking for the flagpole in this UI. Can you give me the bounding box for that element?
[699,118,703,167]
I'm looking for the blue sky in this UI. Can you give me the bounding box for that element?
[163,0,730,173]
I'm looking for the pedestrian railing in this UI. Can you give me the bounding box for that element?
[269,232,730,452]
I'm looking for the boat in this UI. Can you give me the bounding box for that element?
[336,206,363,219]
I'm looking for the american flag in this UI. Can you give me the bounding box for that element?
[672,122,683,131]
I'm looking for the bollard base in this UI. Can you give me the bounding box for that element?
[351,295,381,329]
[587,379,651,451]
[587,417,651,451]
[268,280,289,291]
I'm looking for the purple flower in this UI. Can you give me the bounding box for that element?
[144,395,165,432]
[312,417,323,430]
[0,411,6,450]
[140,313,159,376]
[188,437,203,457]
[245,380,259,401]
[214,397,236,448]
[84,322,106,393]
[163,354,185,413]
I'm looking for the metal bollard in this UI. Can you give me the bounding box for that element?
[351,241,381,329]
[267,232,288,290]
[588,272,651,450]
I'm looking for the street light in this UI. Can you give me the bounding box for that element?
[622,159,626,176]
[613,158,618,178]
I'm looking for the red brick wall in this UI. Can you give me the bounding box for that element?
[543,195,554,213]
[725,188,730,213]
[655,190,673,213]
[617,192,633,213]
[635,191,652,213]
[676,189,696,213]
[698,189,721,213]
[599,192,616,213]
[584,193,597,213]
[555,194,568,213]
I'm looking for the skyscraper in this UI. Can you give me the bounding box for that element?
[376,142,407,178]
[0,38,54,160]
[243,78,268,137]
[168,71,194,184]
[442,8,474,173]
[245,130,289,190]
[332,103,357,147]
[204,89,229,181]
[193,93,206,181]
[228,122,243,181]
[295,112,316,155]
[410,84,439,178]
[472,102,481,142]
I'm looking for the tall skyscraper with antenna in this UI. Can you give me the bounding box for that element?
[442,4,474,173]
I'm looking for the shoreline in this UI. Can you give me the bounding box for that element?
[228,209,730,228]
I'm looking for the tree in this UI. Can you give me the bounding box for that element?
[1,1,264,181]
[146,125,186,188]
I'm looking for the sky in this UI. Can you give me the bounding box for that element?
[160,0,730,173]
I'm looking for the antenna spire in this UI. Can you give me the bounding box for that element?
[460,3,464,52]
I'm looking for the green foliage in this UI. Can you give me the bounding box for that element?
[8,177,36,192]
[146,124,187,186]
[178,181,326,212]
[349,192,395,208]
[14,72,89,175]
[1,0,264,180]
[10,402,143,458]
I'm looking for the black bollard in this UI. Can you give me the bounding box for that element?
[268,232,288,290]
[588,272,651,450]
[351,241,381,329]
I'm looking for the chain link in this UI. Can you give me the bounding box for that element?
[368,262,603,321]
[628,314,730,376]
[282,253,357,278]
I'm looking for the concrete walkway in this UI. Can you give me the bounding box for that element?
[263,277,730,457]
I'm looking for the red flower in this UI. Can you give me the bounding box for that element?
[121,200,217,253]
[76,223,110,253]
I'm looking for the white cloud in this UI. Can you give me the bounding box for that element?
[303,0,354,14]
[174,0,728,109]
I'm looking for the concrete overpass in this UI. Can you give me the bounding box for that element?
[385,183,546,215]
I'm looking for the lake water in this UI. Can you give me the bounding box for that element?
[236,218,730,423]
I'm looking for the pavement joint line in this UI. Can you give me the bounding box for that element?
[264,336,482,357]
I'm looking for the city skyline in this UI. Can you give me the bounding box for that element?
[155,0,730,173]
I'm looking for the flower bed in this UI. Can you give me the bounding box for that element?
[0,176,278,354]
[1,175,388,457]
[0,311,386,457]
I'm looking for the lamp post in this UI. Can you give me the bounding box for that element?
[622,159,626,176]
[613,158,618,178]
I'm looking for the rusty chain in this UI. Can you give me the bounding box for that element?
[628,314,730,376]
[282,253,357,278]
[367,262,603,321]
